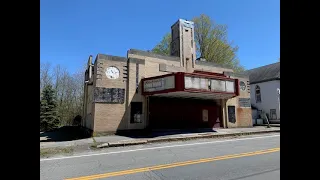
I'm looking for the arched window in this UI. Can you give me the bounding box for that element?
[255,85,261,103]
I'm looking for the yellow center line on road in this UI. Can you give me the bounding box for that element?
[65,147,280,180]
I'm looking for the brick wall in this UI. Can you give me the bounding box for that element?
[226,76,252,128]
[92,55,127,132]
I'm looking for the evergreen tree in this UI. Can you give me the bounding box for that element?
[40,85,60,131]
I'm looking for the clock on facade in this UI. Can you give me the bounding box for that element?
[105,66,120,79]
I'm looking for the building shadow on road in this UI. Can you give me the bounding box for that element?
[40,126,91,142]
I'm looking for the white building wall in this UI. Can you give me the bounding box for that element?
[250,80,280,120]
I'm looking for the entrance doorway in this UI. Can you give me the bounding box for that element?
[148,96,222,130]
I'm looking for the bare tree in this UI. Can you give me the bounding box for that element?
[40,62,52,93]
[40,62,86,126]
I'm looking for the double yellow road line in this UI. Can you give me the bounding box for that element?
[66,147,280,180]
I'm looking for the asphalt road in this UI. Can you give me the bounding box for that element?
[40,133,280,180]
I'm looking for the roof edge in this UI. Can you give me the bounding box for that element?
[128,49,180,62]
[250,78,280,84]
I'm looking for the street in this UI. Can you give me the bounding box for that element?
[40,133,280,180]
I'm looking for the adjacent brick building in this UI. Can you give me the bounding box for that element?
[82,19,252,133]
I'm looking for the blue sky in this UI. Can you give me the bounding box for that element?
[40,0,279,73]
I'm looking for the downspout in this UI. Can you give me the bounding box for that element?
[277,88,280,119]
[88,55,93,80]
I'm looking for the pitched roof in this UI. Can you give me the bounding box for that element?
[245,62,280,84]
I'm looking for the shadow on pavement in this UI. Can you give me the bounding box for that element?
[40,126,91,142]
[40,126,218,142]
[115,128,217,138]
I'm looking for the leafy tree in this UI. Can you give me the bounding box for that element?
[152,14,244,72]
[152,33,171,56]
[40,84,60,131]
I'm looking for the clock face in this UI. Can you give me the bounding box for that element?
[105,66,120,79]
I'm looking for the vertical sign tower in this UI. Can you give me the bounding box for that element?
[170,19,196,72]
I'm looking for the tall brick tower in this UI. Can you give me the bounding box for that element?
[170,19,196,72]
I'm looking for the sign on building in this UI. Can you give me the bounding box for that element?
[211,79,226,92]
[239,98,251,108]
[94,88,125,104]
[143,76,175,92]
[226,81,235,93]
[202,109,209,122]
[184,76,235,93]
[185,76,209,90]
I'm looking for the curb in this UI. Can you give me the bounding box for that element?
[97,140,148,148]
[109,140,148,147]
[96,130,280,148]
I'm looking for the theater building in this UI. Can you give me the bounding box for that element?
[82,19,252,133]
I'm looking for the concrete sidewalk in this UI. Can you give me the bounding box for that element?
[255,124,280,127]
[40,126,280,149]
